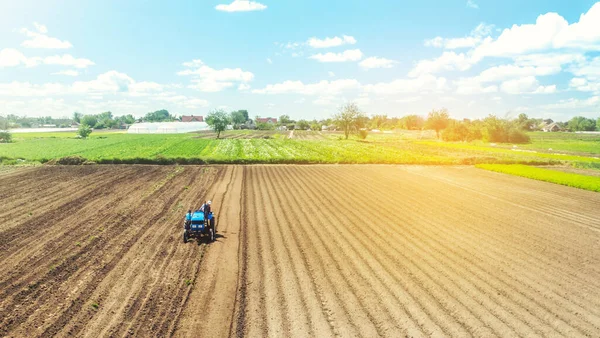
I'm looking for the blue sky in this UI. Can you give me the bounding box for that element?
[1,0,599,121]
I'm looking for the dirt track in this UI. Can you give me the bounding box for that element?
[1,165,599,337]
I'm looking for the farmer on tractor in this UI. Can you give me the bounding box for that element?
[199,200,212,225]
[183,200,216,243]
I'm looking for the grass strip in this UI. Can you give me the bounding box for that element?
[476,164,600,192]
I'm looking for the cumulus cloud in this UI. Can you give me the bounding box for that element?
[466,0,478,9]
[309,49,363,62]
[359,57,397,69]
[499,76,556,94]
[307,35,357,48]
[215,0,267,12]
[0,48,41,68]
[252,79,360,95]
[408,51,475,77]
[44,54,95,68]
[0,71,164,97]
[425,23,493,49]
[454,77,498,95]
[473,4,600,59]
[51,70,79,76]
[20,23,72,49]
[0,49,94,69]
[178,59,254,92]
[363,74,447,95]
[153,93,210,108]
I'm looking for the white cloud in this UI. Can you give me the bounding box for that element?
[409,51,475,77]
[569,77,600,94]
[307,35,356,48]
[0,48,41,67]
[44,54,95,68]
[541,96,599,109]
[499,76,556,94]
[178,59,254,92]
[215,0,267,12]
[396,96,423,103]
[363,74,447,95]
[359,56,397,69]
[477,64,561,83]
[51,70,79,76]
[454,77,498,95]
[570,56,600,80]
[0,82,65,97]
[0,71,162,97]
[0,49,94,69]
[309,49,363,63]
[153,93,210,108]
[473,4,600,59]
[425,23,493,49]
[20,23,72,49]
[266,58,272,64]
[466,0,478,9]
[252,79,360,95]
[72,71,135,94]
[554,3,600,49]
[328,71,335,77]
[238,83,251,90]
[33,22,48,34]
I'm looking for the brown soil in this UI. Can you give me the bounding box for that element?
[1,165,599,337]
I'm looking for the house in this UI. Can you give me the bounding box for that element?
[71,121,80,127]
[256,117,277,124]
[542,122,562,132]
[181,115,204,122]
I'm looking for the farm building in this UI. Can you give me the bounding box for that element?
[542,122,562,132]
[181,115,204,122]
[256,117,277,124]
[127,122,210,134]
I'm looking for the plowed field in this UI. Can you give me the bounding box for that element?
[1,165,599,337]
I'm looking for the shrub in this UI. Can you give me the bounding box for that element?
[57,156,87,165]
[77,124,92,139]
[358,129,368,139]
[508,129,530,144]
[0,131,11,143]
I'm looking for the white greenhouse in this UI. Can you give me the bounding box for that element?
[127,122,210,134]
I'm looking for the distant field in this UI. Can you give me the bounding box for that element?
[1,130,599,165]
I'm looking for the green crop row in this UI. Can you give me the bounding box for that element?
[476,164,600,192]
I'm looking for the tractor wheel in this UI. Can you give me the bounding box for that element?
[183,230,188,243]
[210,218,216,233]
[208,228,215,243]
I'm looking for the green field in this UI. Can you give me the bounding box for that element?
[476,164,600,192]
[1,130,599,166]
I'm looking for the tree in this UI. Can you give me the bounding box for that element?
[398,115,425,130]
[425,108,450,139]
[333,102,363,139]
[310,122,321,131]
[73,112,82,123]
[77,124,92,139]
[143,109,173,122]
[0,131,11,143]
[568,116,596,131]
[81,115,98,128]
[235,110,249,122]
[279,114,293,125]
[515,113,534,131]
[296,120,310,130]
[597,117,600,131]
[206,109,230,139]
[230,110,247,127]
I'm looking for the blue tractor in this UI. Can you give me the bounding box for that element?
[183,209,216,243]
